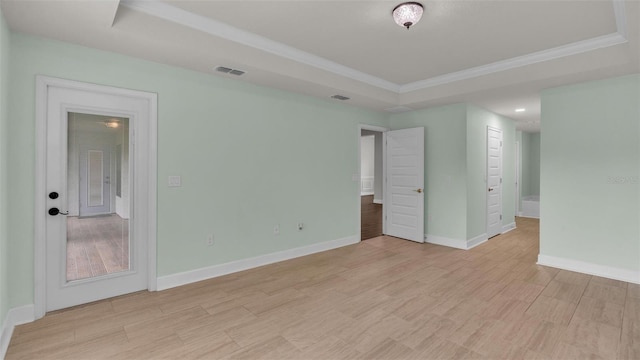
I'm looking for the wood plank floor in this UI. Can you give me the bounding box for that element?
[361,195,382,240]
[7,218,639,359]
[66,214,129,281]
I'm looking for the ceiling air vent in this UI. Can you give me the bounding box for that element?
[215,66,246,76]
[331,95,350,101]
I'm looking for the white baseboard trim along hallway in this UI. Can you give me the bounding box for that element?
[1,305,35,359]
[157,235,360,290]
[425,233,488,250]
[537,254,640,284]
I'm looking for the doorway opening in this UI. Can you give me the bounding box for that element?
[360,129,384,240]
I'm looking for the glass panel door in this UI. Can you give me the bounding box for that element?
[66,112,130,282]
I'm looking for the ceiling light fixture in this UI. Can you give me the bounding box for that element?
[392,2,424,30]
[515,108,526,112]
[103,119,119,129]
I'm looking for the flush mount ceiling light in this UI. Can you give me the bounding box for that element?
[392,2,424,30]
[103,119,119,129]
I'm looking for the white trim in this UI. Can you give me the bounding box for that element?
[537,254,640,284]
[398,33,627,93]
[502,222,516,234]
[467,233,488,249]
[425,235,467,250]
[358,124,389,240]
[1,305,35,359]
[425,233,488,250]
[121,0,399,92]
[34,76,157,318]
[120,0,627,94]
[373,199,383,204]
[157,235,359,290]
[519,214,540,219]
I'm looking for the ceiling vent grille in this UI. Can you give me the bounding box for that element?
[215,66,246,76]
[331,95,350,101]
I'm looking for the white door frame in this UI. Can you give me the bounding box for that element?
[357,124,389,240]
[34,76,158,319]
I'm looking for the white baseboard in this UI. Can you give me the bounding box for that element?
[519,214,540,219]
[1,304,35,359]
[425,232,494,250]
[425,234,468,249]
[373,199,383,204]
[537,254,640,284]
[157,235,359,291]
[360,192,374,196]
[467,233,488,249]
[502,222,516,234]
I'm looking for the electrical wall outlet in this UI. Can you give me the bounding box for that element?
[207,234,214,246]
[297,222,304,231]
[273,225,280,235]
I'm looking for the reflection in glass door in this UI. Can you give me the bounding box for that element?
[66,112,130,282]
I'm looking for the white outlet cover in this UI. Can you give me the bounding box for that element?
[168,175,181,187]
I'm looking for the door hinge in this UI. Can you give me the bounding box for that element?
[500,178,502,184]
[500,141,503,147]
[500,214,502,220]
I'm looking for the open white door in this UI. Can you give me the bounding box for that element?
[487,126,503,238]
[384,127,424,243]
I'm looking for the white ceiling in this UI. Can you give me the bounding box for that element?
[2,0,639,132]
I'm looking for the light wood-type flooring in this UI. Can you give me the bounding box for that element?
[7,218,640,359]
[361,195,382,240]
[66,214,129,281]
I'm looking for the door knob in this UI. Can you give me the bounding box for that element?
[488,188,494,192]
[414,188,423,193]
[48,207,69,216]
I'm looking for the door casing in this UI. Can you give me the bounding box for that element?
[357,124,389,240]
[34,76,158,319]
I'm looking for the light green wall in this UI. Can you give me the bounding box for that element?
[540,74,640,271]
[7,33,387,307]
[466,106,516,239]
[520,132,531,197]
[390,104,516,242]
[518,131,541,199]
[529,133,540,195]
[0,5,10,328]
[389,105,468,240]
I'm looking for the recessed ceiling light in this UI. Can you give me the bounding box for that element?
[515,108,526,112]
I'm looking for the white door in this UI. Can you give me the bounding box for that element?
[487,126,503,238]
[515,141,520,216]
[43,85,150,312]
[79,145,111,217]
[384,127,424,243]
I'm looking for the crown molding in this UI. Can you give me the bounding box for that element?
[120,0,400,92]
[398,32,628,93]
[122,0,628,95]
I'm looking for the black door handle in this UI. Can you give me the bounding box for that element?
[48,208,69,216]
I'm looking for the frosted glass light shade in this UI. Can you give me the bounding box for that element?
[392,2,424,29]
